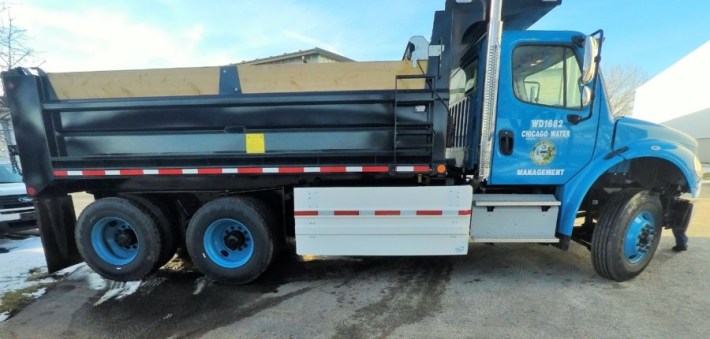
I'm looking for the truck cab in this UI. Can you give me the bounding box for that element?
[439,0,700,280]
[449,30,600,185]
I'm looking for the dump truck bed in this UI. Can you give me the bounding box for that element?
[3,61,443,195]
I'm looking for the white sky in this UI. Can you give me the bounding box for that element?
[12,0,441,72]
[9,0,710,79]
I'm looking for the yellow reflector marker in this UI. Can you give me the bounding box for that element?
[246,133,265,154]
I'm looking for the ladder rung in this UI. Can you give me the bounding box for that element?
[396,123,432,127]
[396,131,431,137]
[395,145,432,150]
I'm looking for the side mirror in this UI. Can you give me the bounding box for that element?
[581,35,598,85]
[569,30,603,125]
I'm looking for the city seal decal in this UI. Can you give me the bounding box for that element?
[530,140,556,166]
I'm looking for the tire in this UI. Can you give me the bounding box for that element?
[591,189,663,281]
[186,197,274,284]
[123,195,179,269]
[75,197,162,281]
[243,197,285,257]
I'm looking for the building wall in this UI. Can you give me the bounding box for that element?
[662,109,710,162]
[258,54,342,65]
[698,139,710,164]
[633,41,710,162]
[243,49,352,66]
[633,41,709,124]
[0,121,15,163]
[661,109,710,140]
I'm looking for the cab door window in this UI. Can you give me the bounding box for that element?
[512,45,583,109]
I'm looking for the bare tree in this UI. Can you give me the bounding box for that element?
[0,3,38,163]
[1,3,37,106]
[602,63,648,117]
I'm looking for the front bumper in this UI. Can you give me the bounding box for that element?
[0,208,38,234]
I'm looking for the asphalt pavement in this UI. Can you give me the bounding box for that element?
[1,187,708,339]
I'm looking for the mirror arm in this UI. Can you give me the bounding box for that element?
[568,30,604,125]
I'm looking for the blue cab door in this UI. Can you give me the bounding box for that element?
[489,32,598,185]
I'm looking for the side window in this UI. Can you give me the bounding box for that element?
[512,45,583,109]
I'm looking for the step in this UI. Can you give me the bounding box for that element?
[470,194,560,243]
[473,194,561,207]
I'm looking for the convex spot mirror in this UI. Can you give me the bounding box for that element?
[581,86,592,107]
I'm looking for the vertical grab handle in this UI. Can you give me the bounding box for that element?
[498,130,514,156]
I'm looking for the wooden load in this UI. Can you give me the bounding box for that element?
[46,60,428,100]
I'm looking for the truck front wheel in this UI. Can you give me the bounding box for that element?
[591,189,663,281]
[186,197,274,284]
[75,197,162,281]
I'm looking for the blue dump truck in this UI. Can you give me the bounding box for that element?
[1,0,702,284]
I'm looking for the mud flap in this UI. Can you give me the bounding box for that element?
[35,195,82,273]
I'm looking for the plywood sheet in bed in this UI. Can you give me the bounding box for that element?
[238,60,428,93]
[46,60,428,99]
[47,67,221,100]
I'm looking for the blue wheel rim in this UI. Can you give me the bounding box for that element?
[623,211,656,264]
[90,217,139,266]
[203,218,254,268]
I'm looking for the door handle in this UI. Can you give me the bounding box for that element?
[498,130,514,156]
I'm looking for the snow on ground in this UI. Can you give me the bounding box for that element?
[0,237,48,295]
[0,236,151,322]
[65,263,149,306]
[193,277,209,295]
[0,236,145,323]
[94,281,142,306]
[0,236,52,323]
[66,265,109,291]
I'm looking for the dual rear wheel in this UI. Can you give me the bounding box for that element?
[76,197,163,281]
[75,196,275,284]
[186,197,275,284]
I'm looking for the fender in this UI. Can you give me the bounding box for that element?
[620,139,701,196]
[556,140,700,237]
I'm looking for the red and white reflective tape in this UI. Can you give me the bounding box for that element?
[294,209,472,217]
[53,165,430,178]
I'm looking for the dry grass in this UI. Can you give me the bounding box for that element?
[26,268,50,282]
[0,283,52,314]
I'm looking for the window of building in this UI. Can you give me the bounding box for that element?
[512,45,583,109]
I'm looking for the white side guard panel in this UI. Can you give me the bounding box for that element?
[294,185,473,256]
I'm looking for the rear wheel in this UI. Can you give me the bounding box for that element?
[186,197,274,284]
[76,197,161,281]
[123,195,179,269]
[591,189,663,281]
